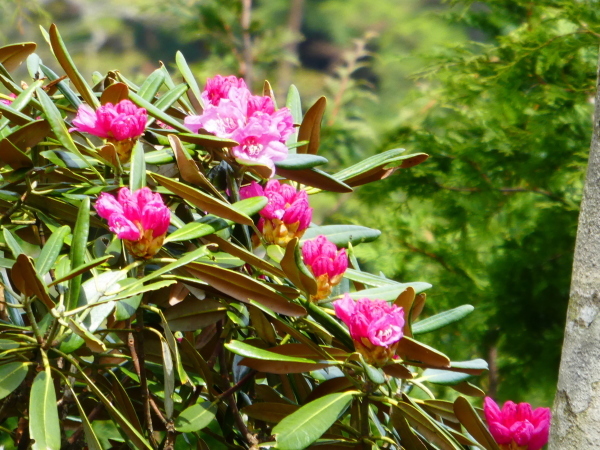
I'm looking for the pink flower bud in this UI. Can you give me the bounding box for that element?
[333,294,405,366]
[70,100,147,162]
[240,180,313,246]
[95,187,170,259]
[301,235,347,301]
[483,397,550,450]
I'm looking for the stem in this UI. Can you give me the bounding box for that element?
[23,297,43,345]
[360,396,370,450]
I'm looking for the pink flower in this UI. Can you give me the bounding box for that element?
[70,100,147,162]
[333,294,405,366]
[0,93,17,106]
[483,397,550,450]
[202,75,248,107]
[230,115,289,175]
[95,187,170,259]
[240,180,312,246]
[302,235,347,301]
[184,75,294,177]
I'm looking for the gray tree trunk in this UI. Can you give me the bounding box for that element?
[550,51,600,448]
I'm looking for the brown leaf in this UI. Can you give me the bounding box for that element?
[305,377,354,403]
[163,297,227,331]
[101,82,129,105]
[242,402,298,423]
[108,372,143,434]
[262,80,276,106]
[276,167,352,193]
[11,254,55,309]
[389,409,427,450]
[382,362,414,379]
[248,304,277,345]
[0,139,32,169]
[0,43,36,72]
[451,382,485,397]
[203,234,285,278]
[7,120,51,153]
[343,153,430,187]
[149,172,252,225]
[281,238,317,295]
[185,262,306,316]
[411,293,426,321]
[396,336,451,368]
[394,286,415,337]
[297,97,326,154]
[97,143,119,167]
[177,132,238,148]
[453,396,500,450]
[419,399,459,423]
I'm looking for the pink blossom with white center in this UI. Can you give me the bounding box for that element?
[483,397,550,450]
[184,75,294,177]
[240,180,312,246]
[230,115,288,175]
[95,187,170,259]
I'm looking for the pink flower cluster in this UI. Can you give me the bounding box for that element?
[95,187,170,259]
[240,180,312,246]
[70,100,147,162]
[484,397,550,450]
[184,75,294,176]
[333,294,405,366]
[302,235,348,301]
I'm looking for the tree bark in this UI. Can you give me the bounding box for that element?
[550,49,600,448]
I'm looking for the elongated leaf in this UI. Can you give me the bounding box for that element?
[276,153,328,170]
[175,51,203,111]
[48,255,113,287]
[11,254,55,309]
[226,341,329,364]
[137,68,165,101]
[129,90,188,132]
[68,320,106,352]
[36,225,70,275]
[344,283,431,302]
[343,269,400,287]
[164,221,226,243]
[174,402,217,433]
[333,148,428,187]
[305,301,354,351]
[273,391,356,450]
[3,228,23,258]
[29,370,60,450]
[69,386,103,450]
[297,97,326,155]
[49,24,99,108]
[412,305,474,335]
[186,262,306,316]
[67,197,90,310]
[150,172,253,225]
[277,166,352,193]
[40,63,82,108]
[453,397,500,450]
[176,132,238,148]
[302,225,381,248]
[0,138,32,169]
[238,343,345,374]
[420,369,472,386]
[243,403,299,423]
[164,298,227,331]
[0,362,29,400]
[396,336,451,368]
[159,335,175,419]
[0,42,36,71]
[129,141,146,190]
[72,360,154,449]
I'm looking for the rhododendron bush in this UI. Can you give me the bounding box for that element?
[0,27,548,450]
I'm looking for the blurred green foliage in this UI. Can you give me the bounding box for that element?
[2,0,598,406]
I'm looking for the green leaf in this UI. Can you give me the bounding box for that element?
[159,335,175,419]
[70,386,103,450]
[412,305,474,335]
[175,51,203,111]
[275,153,328,170]
[344,269,401,287]
[226,340,333,365]
[174,402,217,433]
[301,225,381,248]
[0,362,29,400]
[345,283,432,301]
[286,85,302,125]
[67,197,90,311]
[277,166,352,193]
[453,397,500,450]
[137,68,165,101]
[421,369,472,386]
[114,293,143,321]
[3,228,24,257]
[36,225,70,275]
[29,370,60,450]
[129,90,188,132]
[273,391,357,450]
[164,221,227,243]
[49,24,99,108]
[305,301,354,352]
[129,141,146,191]
[39,63,81,108]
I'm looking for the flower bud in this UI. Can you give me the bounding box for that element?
[240,180,312,246]
[483,397,550,450]
[301,235,347,301]
[333,294,405,366]
[95,187,170,259]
